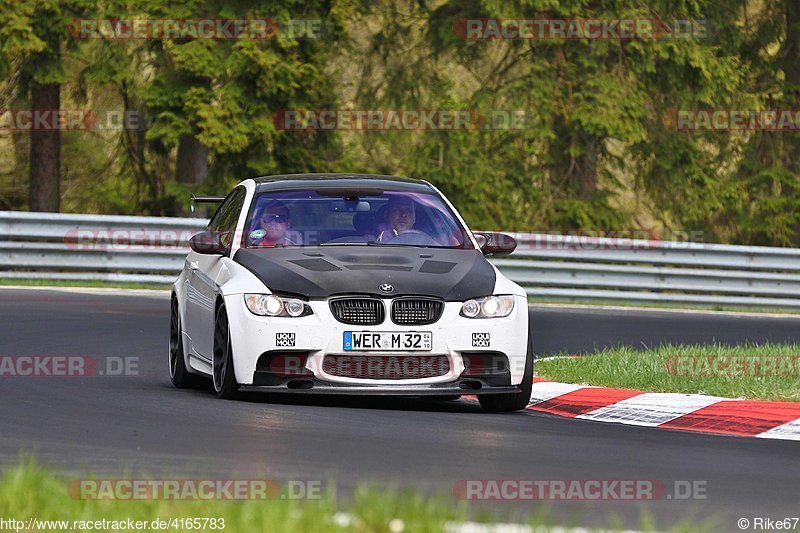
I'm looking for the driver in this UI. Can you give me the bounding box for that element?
[378,196,416,242]
[250,201,301,247]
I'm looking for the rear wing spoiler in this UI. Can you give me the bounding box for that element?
[190,194,224,213]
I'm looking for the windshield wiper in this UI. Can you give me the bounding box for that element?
[319,241,378,246]
[318,241,462,249]
[370,243,434,248]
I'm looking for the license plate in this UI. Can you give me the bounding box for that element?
[343,331,432,351]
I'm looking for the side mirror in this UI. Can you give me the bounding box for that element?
[474,231,517,256]
[189,231,227,255]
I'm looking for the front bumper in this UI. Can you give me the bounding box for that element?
[224,294,530,389]
[241,378,523,396]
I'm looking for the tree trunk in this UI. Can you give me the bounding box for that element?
[550,117,599,201]
[28,82,61,212]
[574,133,599,200]
[176,134,208,184]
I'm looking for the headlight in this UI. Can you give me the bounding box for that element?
[460,295,515,318]
[244,294,313,317]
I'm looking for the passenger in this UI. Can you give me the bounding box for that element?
[251,201,301,247]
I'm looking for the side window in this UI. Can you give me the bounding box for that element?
[208,187,246,253]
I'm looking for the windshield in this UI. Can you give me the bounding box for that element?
[243,189,473,249]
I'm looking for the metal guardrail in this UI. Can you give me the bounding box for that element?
[1,210,800,309]
[0,211,204,284]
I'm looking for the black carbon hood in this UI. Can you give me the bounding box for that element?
[233,246,496,300]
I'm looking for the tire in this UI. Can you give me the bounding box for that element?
[478,328,534,413]
[213,303,240,399]
[169,298,206,389]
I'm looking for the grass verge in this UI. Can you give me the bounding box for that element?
[0,460,711,533]
[536,343,800,402]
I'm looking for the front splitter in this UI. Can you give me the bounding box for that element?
[240,380,521,396]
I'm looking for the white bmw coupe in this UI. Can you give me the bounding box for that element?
[170,174,532,411]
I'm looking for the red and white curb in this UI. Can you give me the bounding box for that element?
[477,379,800,441]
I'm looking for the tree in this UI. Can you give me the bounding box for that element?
[0,0,94,212]
[135,0,353,213]
[723,0,800,245]
[345,0,760,239]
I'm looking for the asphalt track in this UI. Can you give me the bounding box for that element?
[1,288,799,530]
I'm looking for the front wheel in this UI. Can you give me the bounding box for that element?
[213,303,239,399]
[478,330,533,412]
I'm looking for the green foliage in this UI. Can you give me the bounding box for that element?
[0,460,709,533]
[0,0,96,85]
[2,0,800,245]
